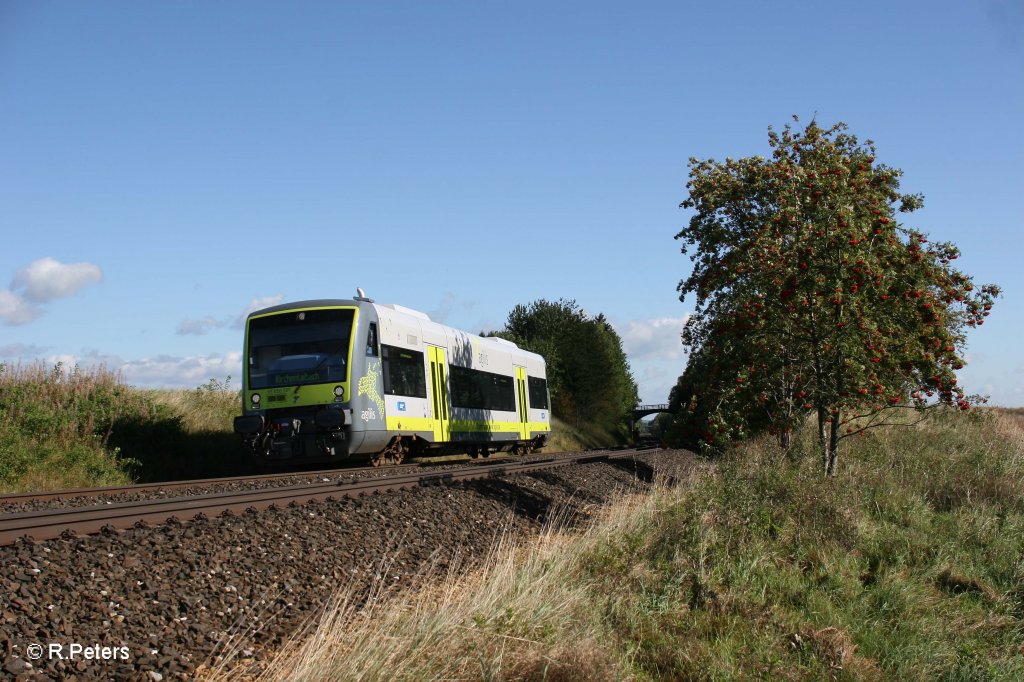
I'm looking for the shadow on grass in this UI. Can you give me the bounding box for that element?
[464,468,648,530]
[108,415,257,482]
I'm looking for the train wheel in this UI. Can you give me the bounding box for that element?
[512,443,533,457]
[374,436,407,466]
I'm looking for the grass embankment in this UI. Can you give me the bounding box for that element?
[228,409,1024,681]
[0,363,614,492]
[0,363,245,492]
[546,416,622,452]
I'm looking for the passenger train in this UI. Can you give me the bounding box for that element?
[233,290,551,465]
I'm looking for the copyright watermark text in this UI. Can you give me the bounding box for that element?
[25,642,131,662]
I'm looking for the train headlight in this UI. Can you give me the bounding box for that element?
[251,393,261,405]
[333,385,344,398]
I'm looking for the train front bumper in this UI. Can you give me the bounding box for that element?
[234,408,354,458]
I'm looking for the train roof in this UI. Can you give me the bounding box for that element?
[244,298,542,363]
[245,299,359,318]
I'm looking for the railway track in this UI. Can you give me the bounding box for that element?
[0,449,649,546]
[0,462,423,505]
[0,451,551,506]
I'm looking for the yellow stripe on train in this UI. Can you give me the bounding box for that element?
[385,416,550,434]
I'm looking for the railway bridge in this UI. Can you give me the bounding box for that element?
[634,403,670,420]
[631,403,672,441]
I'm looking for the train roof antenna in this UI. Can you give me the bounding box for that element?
[355,288,374,302]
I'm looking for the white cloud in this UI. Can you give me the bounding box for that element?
[428,292,456,322]
[175,294,285,335]
[629,355,690,405]
[120,352,243,387]
[0,342,51,357]
[0,290,41,325]
[427,291,476,324]
[177,316,225,336]
[633,364,682,406]
[638,365,672,382]
[234,294,284,327]
[11,257,102,303]
[618,315,691,361]
[45,353,81,368]
[38,350,242,388]
[1,257,102,325]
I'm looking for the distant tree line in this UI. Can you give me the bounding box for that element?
[493,299,638,442]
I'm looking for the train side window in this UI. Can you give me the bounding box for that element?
[366,323,379,357]
[450,365,515,412]
[528,376,548,409]
[449,365,479,409]
[382,344,426,398]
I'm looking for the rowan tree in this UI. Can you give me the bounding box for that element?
[675,118,999,475]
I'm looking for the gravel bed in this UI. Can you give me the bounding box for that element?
[0,454,554,516]
[628,448,702,480]
[0,454,693,681]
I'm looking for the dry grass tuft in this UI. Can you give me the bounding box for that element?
[143,383,239,434]
[991,407,1024,447]
[935,568,997,600]
[510,638,622,682]
[806,626,857,670]
[209,490,653,681]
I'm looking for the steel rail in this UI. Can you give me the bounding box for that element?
[0,463,424,505]
[0,448,626,505]
[0,449,645,546]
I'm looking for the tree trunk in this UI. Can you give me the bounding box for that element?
[817,406,828,472]
[826,409,841,476]
[778,429,791,450]
[826,351,844,476]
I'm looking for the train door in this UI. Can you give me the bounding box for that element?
[428,346,450,443]
[515,366,529,440]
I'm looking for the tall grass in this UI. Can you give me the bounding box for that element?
[0,363,247,492]
[208,488,656,681]
[0,362,142,491]
[583,408,1023,679]
[219,408,1024,681]
[546,416,621,452]
[142,377,240,434]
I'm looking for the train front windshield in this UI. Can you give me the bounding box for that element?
[247,309,355,390]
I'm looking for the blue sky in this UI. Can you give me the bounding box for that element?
[1,0,1022,405]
